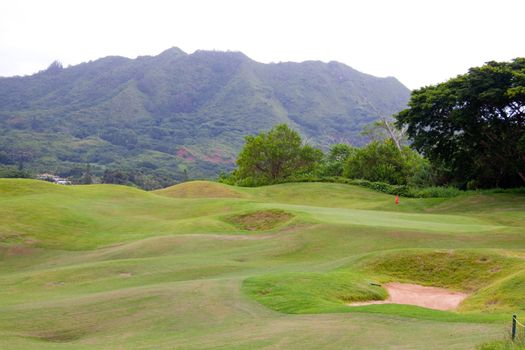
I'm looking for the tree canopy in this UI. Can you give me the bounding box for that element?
[235,124,322,183]
[319,144,356,177]
[396,58,525,188]
[343,139,427,186]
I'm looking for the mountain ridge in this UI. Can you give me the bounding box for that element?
[0,47,410,188]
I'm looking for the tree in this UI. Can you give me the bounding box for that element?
[0,165,31,179]
[80,163,93,184]
[361,119,407,150]
[396,58,525,188]
[45,60,63,74]
[343,139,427,185]
[319,143,355,177]
[235,124,322,182]
[102,169,129,185]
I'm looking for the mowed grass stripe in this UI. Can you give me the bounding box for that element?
[258,203,503,233]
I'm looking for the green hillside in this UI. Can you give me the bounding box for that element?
[0,49,410,187]
[1,179,525,349]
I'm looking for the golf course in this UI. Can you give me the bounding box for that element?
[1,178,525,349]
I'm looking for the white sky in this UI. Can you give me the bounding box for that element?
[0,0,524,89]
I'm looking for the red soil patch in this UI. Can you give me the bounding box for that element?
[176,147,195,161]
[202,147,235,165]
[348,283,468,311]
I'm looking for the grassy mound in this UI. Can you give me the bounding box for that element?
[360,250,523,292]
[242,250,524,318]
[0,179,237,249]
[223,209,294,231]
[243,271,387,313]
[2,179,525,348]
[463,270,525,312]
[154,180,244,198]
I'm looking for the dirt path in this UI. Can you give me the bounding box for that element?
[348,282,468,311]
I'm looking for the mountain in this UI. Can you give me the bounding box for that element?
[0,47,410,188]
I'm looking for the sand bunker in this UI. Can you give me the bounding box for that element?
[348,282,468,311]
[224,210,293,231]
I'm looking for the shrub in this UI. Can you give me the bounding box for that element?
[343,139,428,186]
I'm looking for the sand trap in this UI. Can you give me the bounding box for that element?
[348,283,468,311]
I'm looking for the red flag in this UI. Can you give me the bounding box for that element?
[395,196,399,205]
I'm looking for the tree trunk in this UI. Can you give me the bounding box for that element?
[383,118,402,151]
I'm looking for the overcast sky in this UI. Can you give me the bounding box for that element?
[1,0,524,89]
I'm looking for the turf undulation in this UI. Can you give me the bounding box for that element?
[1,179,525,349]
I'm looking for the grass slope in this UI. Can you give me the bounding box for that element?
[1,179,525,349]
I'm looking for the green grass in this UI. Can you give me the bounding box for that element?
[477,338,525,350]
[1,178,525,349]
[243,271,387,313]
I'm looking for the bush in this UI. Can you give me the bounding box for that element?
[220,173,462,198]
[317,144,356,177]
[412,186,461,198]
[343,139,428,186]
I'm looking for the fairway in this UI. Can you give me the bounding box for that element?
[1,179,525,349]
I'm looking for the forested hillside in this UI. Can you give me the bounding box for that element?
[0,48,410,188]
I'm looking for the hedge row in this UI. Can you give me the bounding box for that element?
[220,174,462,198]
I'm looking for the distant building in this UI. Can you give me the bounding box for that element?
[55,179,71,185]
[36,173,71,185]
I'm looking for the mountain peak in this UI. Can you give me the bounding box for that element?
[158,47,187,57]
[0,47,410,188]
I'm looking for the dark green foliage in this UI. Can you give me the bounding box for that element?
[79,164,93,184]
[343,139,428,186]
[220,170,461,198]
[100,167,175,190]
[0,165,31,179]
[0,48,410,188]
[396,58,525,188]
[334,178,460,198]
[224,127,449,196]
[318,143,356,177]
[235,124,323,183]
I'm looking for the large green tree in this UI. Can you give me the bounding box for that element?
[235,124,322,182]
[343,139,427,186]
[396,58,525,188]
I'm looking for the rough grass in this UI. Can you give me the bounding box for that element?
[359,250,523,292]
[223,209,294,231]
[154,180,244,198]
[463,270,525,313]
[477,338,525,350]
[2,179,525,348]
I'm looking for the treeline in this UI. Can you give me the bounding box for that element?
[218,124,444,195]
[221,58,525,193]
[0,163,183,190]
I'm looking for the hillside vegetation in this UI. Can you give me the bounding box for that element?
[0,48,409,187]
[1,179,525,349]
